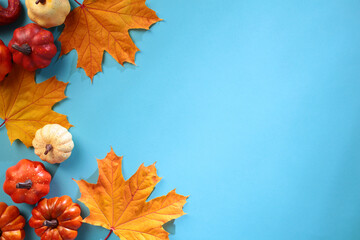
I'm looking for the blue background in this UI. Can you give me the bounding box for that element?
[1,0,360,239]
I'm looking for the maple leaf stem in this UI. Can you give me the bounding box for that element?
[73,0,82,6]
[104,229,113,240]
[0,120,5,128]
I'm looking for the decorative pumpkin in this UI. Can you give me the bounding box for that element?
[0,0,21,25]
[0,39,12,82]
[33,124,74,164]
[29,196,82,240]
[0,202,26,240]
[8,23,57,71]
[25,0,70,28]
[3,159,51,205]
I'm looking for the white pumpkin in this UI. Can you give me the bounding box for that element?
[25,0,70,28]
[33,124,74,164]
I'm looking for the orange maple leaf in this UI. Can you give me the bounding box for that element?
[74,148,188,240]
[58,0,162,80]
[0,64,72,147]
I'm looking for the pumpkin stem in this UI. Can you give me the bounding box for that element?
[44,144,53,155]
[12,44,32,55]
[43,219,58,228]
[35,0,46,4]
[16,179,33,190]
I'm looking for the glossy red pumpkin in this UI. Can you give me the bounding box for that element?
[8,23,57,71]
[0,39,12,82]
[0,0,21,25]
[29,196,83,240]
[0,202,26,240]
[3,159,52,205]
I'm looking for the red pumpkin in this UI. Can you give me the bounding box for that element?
[8,23,57,71]
[0,0,21,25]
[29,196,83,240]
[0,202,26,240]
[3,159,51,205]
[0,39,12,82]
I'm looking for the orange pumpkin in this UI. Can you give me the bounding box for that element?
[0,202,26,240]
[29,196,82,240]
[3,159,51,205]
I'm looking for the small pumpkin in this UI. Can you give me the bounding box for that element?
[33,124,74,164]
[0,0,21,26]
[3,159,51,205]
[8,23,57,71]
[29,196,82,240]
[0,202,26,240]
[25,0,70,28]
[0,39,12,82]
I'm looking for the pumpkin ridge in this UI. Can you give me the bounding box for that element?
[1,216,25,231]
[0,203,25,240]
[54,147,72,153]
[1,207,20,225]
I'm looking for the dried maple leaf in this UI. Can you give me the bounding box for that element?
[0,64,72,147]
[58,0,162,80]
[74,148,188,240]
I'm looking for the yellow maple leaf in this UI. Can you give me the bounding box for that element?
[74,148,188,240]
[0,64,72,147]
[59,0,162,80]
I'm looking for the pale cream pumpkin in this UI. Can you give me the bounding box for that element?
[25,0,70,28]
[33,124,74,164]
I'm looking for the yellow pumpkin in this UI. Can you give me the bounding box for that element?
[32,124,74,164]
[25,0,70,28]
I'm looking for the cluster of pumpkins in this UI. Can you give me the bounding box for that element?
[0,0,71,81]
[0,0,70,28]
[0,124,81,240]
[0,1,83,239]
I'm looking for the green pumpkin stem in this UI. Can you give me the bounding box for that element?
[44,144,53,155]
[12,44,32,55]
[16,179,33,190]
[43,219,58,228]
